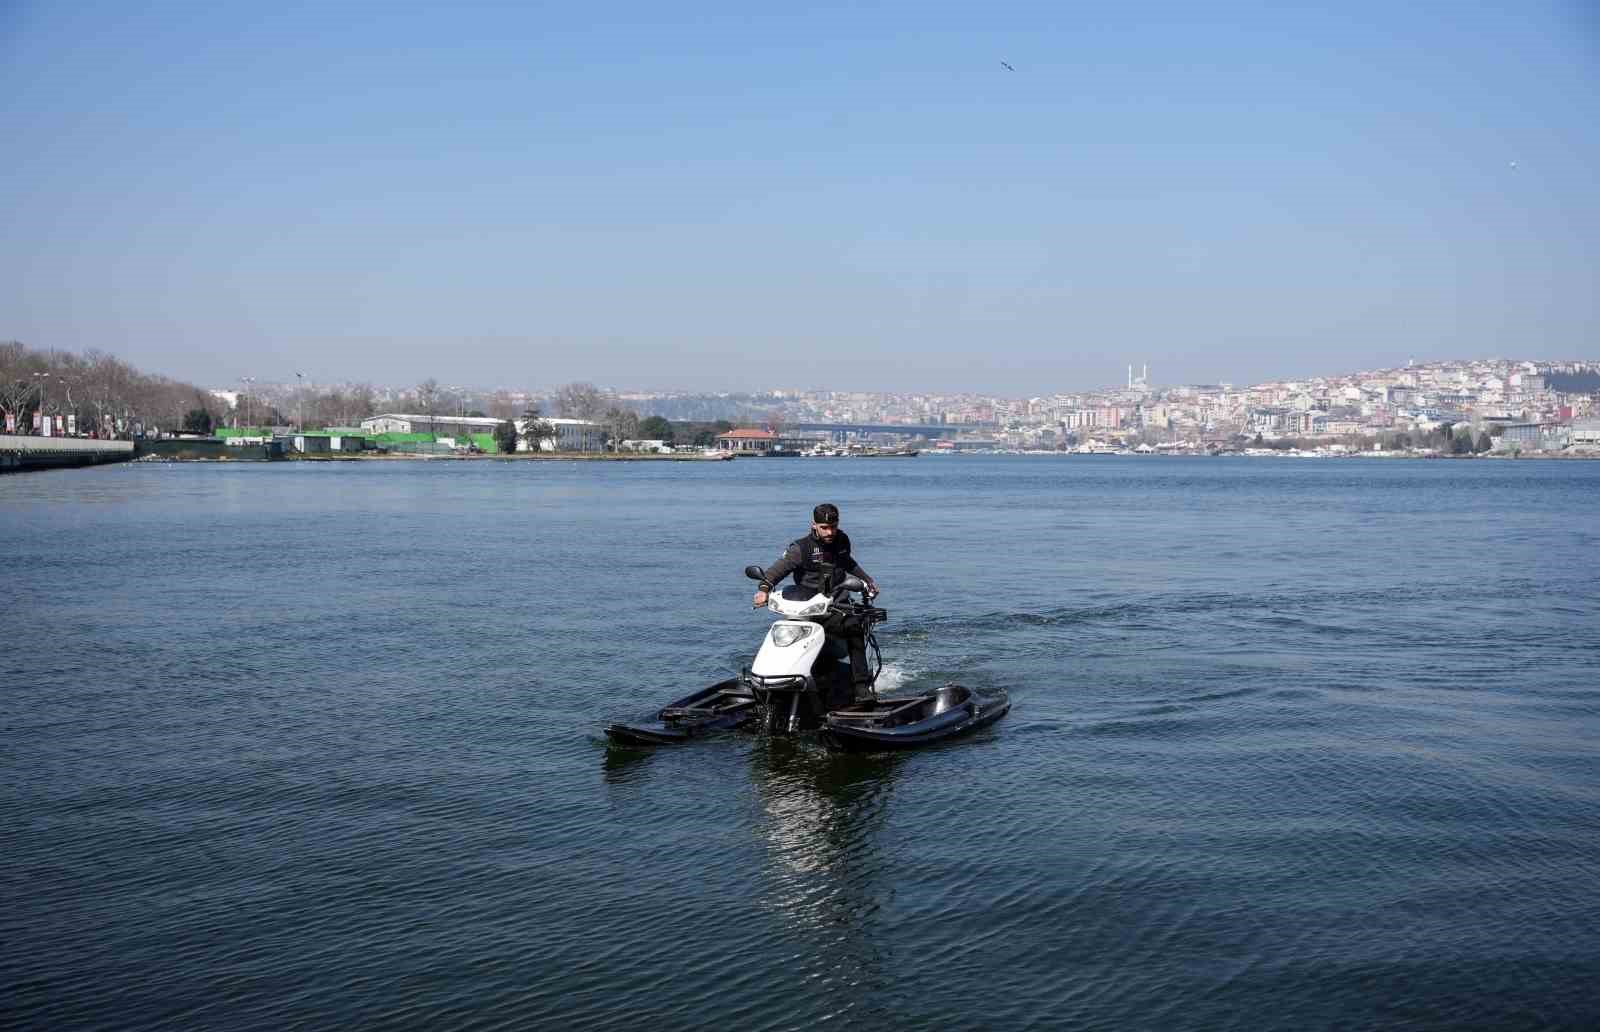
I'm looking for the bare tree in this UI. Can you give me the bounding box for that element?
[86,351,135,436]
[602,406,640,451]
[301,389,343,429]
[0,342,227,437]
[0,341,42,431]
[0,341,27,382]
[486,389,521,420]
[51,351,89,430]
[415,378,441,437]
[554,381,607,421]
[349,382,377,423]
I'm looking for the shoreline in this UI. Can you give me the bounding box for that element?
[133,450,738,463]
[121,448,1600,465]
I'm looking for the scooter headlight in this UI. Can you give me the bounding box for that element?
[770,623,812,647]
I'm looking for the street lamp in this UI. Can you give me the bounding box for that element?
[31,372,50,435]
[295,371,304,432]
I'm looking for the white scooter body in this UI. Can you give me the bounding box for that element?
[750,590,834,678]
[739,570,882,735]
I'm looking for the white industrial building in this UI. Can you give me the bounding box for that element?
[515,417,606,452]
[360,413,505,437]
[1571,419,1600,445]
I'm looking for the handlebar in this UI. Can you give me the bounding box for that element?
[750,589,886,624]
[829,596,888,625]
[747,564,883,621]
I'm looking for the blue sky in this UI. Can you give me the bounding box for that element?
[3,1,1596,393]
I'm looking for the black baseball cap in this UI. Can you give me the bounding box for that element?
[812,503,839,525]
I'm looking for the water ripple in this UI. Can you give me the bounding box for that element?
[5,458,1599,1030]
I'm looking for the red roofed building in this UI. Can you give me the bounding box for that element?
[715,427,777,454]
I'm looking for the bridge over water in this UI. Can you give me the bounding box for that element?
[788,422,997,439]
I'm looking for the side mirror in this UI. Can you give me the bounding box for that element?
[744,565,766,581]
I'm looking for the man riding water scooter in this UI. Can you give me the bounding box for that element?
[751,503,881,704]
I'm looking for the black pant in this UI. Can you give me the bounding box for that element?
[818,610,872,696]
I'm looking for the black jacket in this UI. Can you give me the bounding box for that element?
[761,530,869,598]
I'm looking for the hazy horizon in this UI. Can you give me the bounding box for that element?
[5,1,1597,394]
[187,351,1597,399]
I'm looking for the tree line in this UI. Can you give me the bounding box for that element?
[541,381,732,449]
[0,344,742,450]
[481,380,737,454]
[0,341,228,437]
[1246,422,1495,454]
[1377,422,1495,455]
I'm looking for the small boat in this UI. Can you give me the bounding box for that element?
[604,679,757,745]
[820,684,1009,752]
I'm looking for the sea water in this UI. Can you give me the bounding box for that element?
[3,456,1597,1030]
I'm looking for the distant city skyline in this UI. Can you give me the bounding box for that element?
[4,2,1596,393]
[192,353,1592,405]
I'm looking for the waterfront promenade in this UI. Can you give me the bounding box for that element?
[0,434,133,472]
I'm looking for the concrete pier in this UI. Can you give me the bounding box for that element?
[0,434,135,472]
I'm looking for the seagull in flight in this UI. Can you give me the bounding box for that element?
[1001,61,1015,71]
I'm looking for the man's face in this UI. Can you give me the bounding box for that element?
[812,520,838,543]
